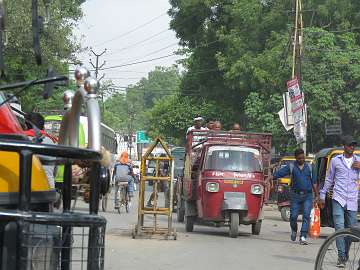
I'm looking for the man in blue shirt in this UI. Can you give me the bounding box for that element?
[267,148,318,245]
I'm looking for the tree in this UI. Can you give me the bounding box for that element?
[3,0,83,112]
[169,0,360,152]
[102,66,181,133]
[146,94,233,145]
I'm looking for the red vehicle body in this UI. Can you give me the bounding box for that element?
[0,96,24,135]
[177,131,272,238]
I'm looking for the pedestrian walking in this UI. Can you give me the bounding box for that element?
[267,148,318,245]
[319,135,360,268]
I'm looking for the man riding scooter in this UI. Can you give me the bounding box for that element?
[267,149,318,245]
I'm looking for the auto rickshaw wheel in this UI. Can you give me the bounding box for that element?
[185,216,195,232]
[252,221,262,235]
[280,206,290,222]
[229,212,239,238]
[177,198,185,223]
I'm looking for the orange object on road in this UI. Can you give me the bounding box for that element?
[309,204,321,238]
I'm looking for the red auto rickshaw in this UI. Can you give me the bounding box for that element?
[177,131,272,238]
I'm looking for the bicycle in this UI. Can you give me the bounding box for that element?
[315,227,360,270]
[114,181,131,214]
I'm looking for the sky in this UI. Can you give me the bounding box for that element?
[73,0,182,89]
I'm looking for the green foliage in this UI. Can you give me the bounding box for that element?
[168,0,360,152]
[3,0,83,112]
[146,94,232,145]
[102,66,181,134]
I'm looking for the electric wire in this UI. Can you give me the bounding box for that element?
[93,12,167,47]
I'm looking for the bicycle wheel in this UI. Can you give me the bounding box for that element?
[315,228,360,270]
[125,189,131,213]
[102,193,108,212]
[117,186,123,214]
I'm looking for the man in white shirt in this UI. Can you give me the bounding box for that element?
[186,116,208,147]
[186,116,208,134]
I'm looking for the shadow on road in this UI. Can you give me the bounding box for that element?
[184,228,252,238]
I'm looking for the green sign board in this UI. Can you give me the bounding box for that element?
[136,131,150,144]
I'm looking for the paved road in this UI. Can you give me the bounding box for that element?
[75,189,333,270]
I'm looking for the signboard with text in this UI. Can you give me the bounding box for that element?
[136,131,150,144]
[287,77,306,144]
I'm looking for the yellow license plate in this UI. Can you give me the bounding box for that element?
[224,180,243,185]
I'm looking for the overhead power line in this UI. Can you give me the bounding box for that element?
[93,12,167,47]
[107,29,170,56]
[103,39,220,70]
[99,54,180,71]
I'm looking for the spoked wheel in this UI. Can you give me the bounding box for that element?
[125,197,131,213]
[315,228,360,270]
[229,212,239,238]
[54,190,62,210]
[101,193,108,212]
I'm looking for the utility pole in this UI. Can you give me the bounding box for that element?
[291,0,307,153]
[90,48,106,113]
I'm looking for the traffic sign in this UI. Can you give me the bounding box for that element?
[136,131,150,144]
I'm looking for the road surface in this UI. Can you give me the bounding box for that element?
[75,189,332,270]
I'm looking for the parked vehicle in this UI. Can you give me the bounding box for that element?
[44,114,117,211]
[177,130,272,238]
[314,147,360,227]
[0,68,106,269]
[274,156,314,221]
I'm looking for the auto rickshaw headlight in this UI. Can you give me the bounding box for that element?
[251,184,264,195]
[206,182,219,192]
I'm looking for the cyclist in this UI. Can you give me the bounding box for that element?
[112,151,135,209]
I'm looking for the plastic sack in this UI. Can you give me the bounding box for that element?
[309,204,321,238]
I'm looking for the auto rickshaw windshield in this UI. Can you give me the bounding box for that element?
[204,145,262,172]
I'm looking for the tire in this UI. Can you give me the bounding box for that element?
[229,212,239,238]
[252,221,262,235]
[54,191,62,210]
[177,198,185,223]
[101,193,108,212]
[185,216,195,232]
[125,197,131,213]
[315,228,360,270]
[280,206,291,222]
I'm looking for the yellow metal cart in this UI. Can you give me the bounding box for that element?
[132,137,177,240]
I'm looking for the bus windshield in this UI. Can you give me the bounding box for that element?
[204,146,262,172]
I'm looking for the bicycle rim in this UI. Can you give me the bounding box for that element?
[102,194,108,212]
[116,188,121,214]
[315,229,360,270]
